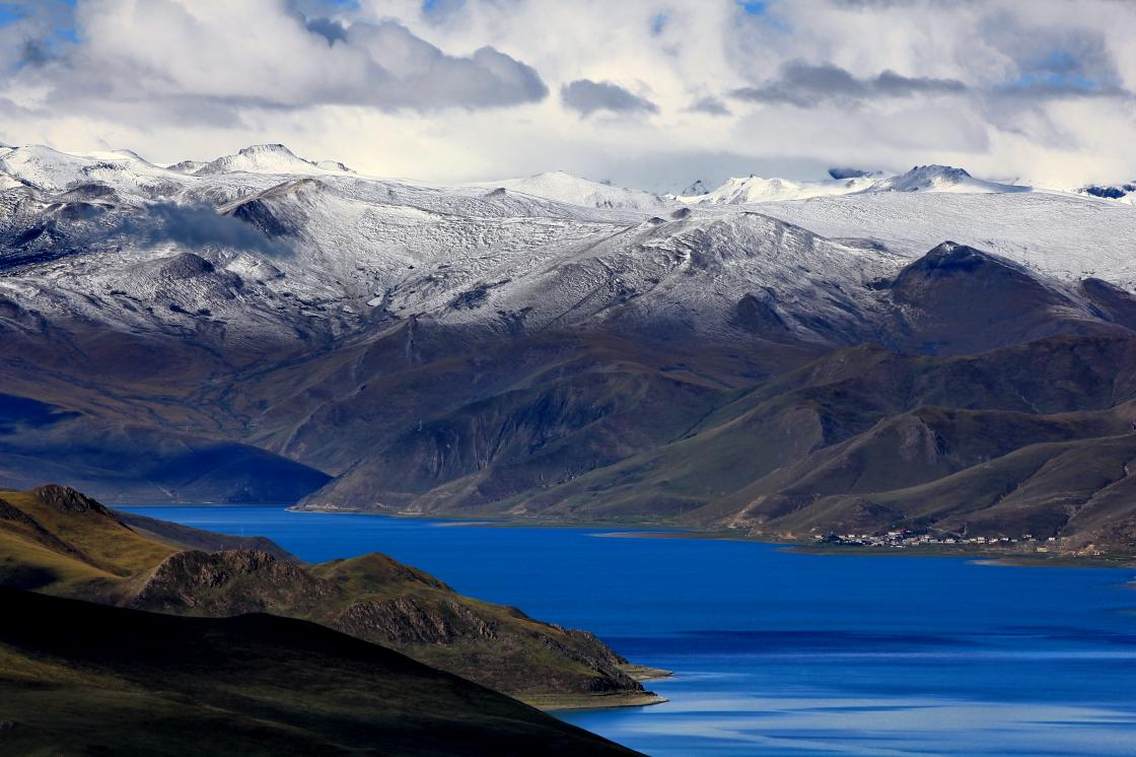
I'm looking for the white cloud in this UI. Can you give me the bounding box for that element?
[1,0,1136,190]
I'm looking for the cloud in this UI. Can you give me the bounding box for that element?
[115,203,292,258]
[685,96,732,116]
[561,79,659,117]
[5,2,547,116]
[3,0,1136,190]
[731,61,966,107]
[343,21,548,110]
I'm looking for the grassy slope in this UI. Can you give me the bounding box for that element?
[0,487,174,597]
[0,588,637,756]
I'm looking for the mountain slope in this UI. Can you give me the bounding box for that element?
[0,588,637,756]
[481,335,1136,554]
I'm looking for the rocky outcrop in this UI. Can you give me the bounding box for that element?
[130,549,331,615]
[32,484,116,517]
[334,595,499,644]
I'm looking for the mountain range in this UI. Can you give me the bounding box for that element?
[2,143,1136,557]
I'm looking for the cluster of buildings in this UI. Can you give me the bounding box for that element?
[814,529,1060,551]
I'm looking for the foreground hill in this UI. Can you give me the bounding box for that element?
[0,484,659,708]
[0,589,636,756]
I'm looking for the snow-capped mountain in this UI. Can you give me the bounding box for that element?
[469,171,668,210]
[869,165,1027,193]
[181,144,354,177]
[2,143,1135,349]
[0,144,184,193]
[678,174,878,203]
[679,164,1030,205]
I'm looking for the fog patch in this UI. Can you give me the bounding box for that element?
[115,202,293,258]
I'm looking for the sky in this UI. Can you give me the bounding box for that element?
[1,0,1136,191]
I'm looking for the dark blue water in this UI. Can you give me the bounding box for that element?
[121,506,1136,756]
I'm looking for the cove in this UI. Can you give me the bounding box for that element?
[120,506,1136,756]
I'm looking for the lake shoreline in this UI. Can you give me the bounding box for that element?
[284,504,1136,569]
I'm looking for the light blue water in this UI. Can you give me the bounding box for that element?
[121,506,1136,756]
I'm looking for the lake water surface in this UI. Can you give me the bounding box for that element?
[121,506,1136,756]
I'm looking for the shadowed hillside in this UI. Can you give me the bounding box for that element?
[0,588,638,756]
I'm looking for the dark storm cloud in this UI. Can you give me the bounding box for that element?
[561,79,659,117]
[730,61,966,107]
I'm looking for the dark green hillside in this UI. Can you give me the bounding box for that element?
[0,589,638,756]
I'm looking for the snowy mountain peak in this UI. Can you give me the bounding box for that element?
[681,164,1032,206]
[0,143,179,192]
[680,173,878,204]
[873,164,1027,194]
[192,144,351,177]
[469,171,667,210]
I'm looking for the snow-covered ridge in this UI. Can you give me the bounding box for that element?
[2,141,1136,351]
[467,171,667,210]
[0,142,355,194]
[678,164,1030,205]
[181,144,354,177]
[870,165,1027,193]
[0,144,184,192]
[678,174,878,204]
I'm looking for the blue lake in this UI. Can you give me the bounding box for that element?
[120,506,1136,756]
